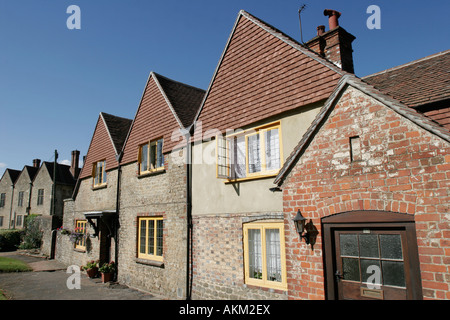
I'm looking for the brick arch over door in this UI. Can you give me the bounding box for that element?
[321,210,423,300]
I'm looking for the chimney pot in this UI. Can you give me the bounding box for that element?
[324,9,341,29]
[33,159,41,168]
[317,25,325,36]
[305,9,355,73]
[70,150,80,179]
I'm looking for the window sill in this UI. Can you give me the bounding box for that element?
[135,257,164,268]
[137,169,166,179]
[244,283,288,294]
[92,184,107,191]
[73,248,86,253]
[223,173,278,184]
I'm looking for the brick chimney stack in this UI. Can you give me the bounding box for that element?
[306,9,356,73]
[33,159,41,168]
[70,150,80,179]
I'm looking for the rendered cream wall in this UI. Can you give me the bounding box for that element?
[192,103,322,216]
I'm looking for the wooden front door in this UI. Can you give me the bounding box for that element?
[322,211,423,300]
[334,229,409,300]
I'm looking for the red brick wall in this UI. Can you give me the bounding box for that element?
[282,86,450,300]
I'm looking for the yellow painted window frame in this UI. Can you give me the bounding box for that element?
[137,217,164,262]
[92,160,107,187]
[74,220,87,251]
[216,122,283,181]
[243,221,287,290]
[138,138,164,175]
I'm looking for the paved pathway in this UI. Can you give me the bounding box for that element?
[0,251,164,300]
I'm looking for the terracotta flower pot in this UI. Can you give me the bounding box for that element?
[86,267,98,278]
[101,272,114,283]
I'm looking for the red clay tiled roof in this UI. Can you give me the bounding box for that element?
[120,73,205,165]
[101,112,133,154]
[155,73,205,129]
[363,50,450,108]
[194,10,346,139]
[79,113,132,180]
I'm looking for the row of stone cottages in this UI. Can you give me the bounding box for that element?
[2,9,449,300]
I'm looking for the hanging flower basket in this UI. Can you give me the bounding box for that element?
[57,226,88,244]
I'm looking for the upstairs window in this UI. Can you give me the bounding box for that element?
[0,193,5,208]
[37,189,44,206]
[138,138,164,175]
[217,123,282,180]
[93,160,107,187]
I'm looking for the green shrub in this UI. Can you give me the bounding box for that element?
[18,215,42,250]
[0,230,22,252]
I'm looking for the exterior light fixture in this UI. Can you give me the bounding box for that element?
[293,209,310,244]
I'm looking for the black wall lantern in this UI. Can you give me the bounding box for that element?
[293,209,310,244]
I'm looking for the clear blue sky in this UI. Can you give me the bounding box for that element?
[1,0,449,177]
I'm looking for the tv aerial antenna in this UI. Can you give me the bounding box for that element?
[298,4,307,44]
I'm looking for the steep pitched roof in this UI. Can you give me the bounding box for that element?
[24,166,39,182]
[154,73,205,128]
[0,169,21,188]
[363,50,450,108]
[193,10,347,138]
[120,72,205,165]
[40,162,77,186]
[5,169,21,184]
[274,74,450,187]
[78,112,132,180]
[101,112,133,155]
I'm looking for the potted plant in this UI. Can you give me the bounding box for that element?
[99,261,116,283]
[81,260,99,278]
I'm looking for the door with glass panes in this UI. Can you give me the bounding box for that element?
[335,229,410,299]
[322,211,423,300]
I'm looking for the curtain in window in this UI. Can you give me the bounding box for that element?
[265,128,280,171]
[265,228,282,282]
[248,134,261,173]
[140,144,149,172]
[150,142,157,169]
[148,219,155,255]
[157,139,164,168]
[233,136,246,178]
[248,229,262,279]
[102,162,107,184]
